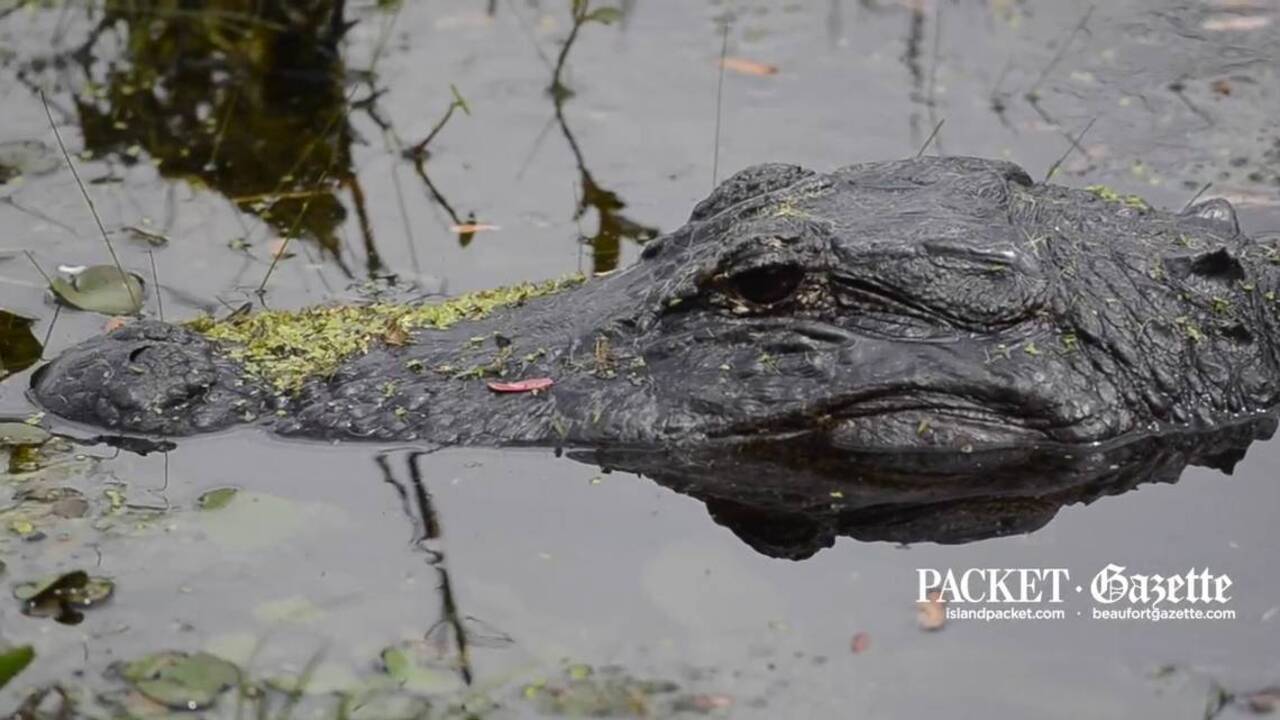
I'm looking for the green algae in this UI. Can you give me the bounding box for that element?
[189,275,584,392]
[1085,184,1151,211]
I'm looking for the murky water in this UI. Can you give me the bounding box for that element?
[1,0,1279,717]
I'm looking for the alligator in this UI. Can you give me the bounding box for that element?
[31,156,1280,452]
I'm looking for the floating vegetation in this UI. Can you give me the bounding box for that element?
[197,487,239,511]
[117,651,241,711]
[380,644,462,695]
[522,664,686,717]
[0,311,41,380]
[0,420,50,448]
[191,275,584,392]
[49,265,145,316]
[0,645,35,690]
[14,570,115,625]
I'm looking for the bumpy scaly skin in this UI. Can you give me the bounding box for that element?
[31,156,1280,450]
[32,322,273,435]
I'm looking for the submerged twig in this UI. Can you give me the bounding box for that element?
[22,250,52,285]
[255,167,334,298]
[39,90,139,310]
[147,250,164,321]
[1043,117,1096,182]
[712,17,730,188]
[1182,182,1213,213]
[40,304,61,355]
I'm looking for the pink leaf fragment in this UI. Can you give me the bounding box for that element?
[451,223,501,233]
[486,377,554,393]
[850,631,872,654]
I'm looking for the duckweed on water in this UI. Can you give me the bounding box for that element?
[1085,184,1151,211]
[189,275,584,392]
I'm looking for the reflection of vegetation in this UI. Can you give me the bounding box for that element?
[0,311,41,380]
[57,1,365,275]
[547,0,657,274]
[403,86,485,248]
[549,0,623,101]
[375,451,478,687]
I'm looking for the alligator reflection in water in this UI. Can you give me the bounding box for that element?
[31,1,374,276]
[569,418,1277,560]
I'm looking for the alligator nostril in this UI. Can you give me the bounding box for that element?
[159,383,209,411]
[730,264,804,306]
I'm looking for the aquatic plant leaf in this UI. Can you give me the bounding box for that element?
[916,590,946,631]
[51,495,91,519]
[1245,687,1280,713]
[103,316,131,333]
[0,645,35,690]
[0,421,50,447]
[720,57,779,76]
[486,377,554,393]
[0,311,41,379]
[449,223,500,233]
[850,632,871,654]
[345,691,434,720]
[676,693,735,713]
[121,651,240,710]
[14,571,88,602]
[525,667,680,717]
[584,6,623,24]
[379,646,457,694]
[380,647,412,683]
[1202,15,1271,31]
[0,140,60,183]
[16,571,115,624]
[197,487,238,511]
[50,266,144,315]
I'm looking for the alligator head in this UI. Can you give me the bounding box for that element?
[31,156,1280,450]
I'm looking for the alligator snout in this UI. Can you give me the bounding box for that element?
[31,321,271,435]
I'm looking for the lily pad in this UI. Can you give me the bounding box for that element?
[196,487,238,511]
[0,645,35,690]
[0,311,41,379]
[120,651,241,711]
[344,691,434,720]
[50,495,91,519]
[0,421,50,447]
[0,140,60,183]
[50,265,144,315]
[524,666,681,717]
[379,645,459,694]
[16,570,115,624]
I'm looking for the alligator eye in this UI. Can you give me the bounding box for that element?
[729,264,805,306]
